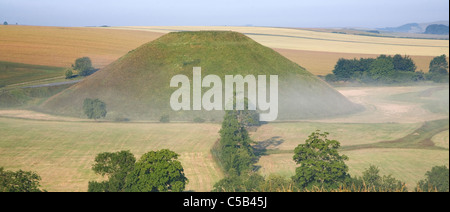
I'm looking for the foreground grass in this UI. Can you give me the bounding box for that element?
[256,148,448,191]
[0,117,222,192]
[253,118,449,190]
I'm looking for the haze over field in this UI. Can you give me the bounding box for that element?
[0,0,448,193]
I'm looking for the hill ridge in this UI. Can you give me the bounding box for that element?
[40,31,362,121]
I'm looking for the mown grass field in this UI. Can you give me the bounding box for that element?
[0,118,222,192]
[257,148,449,189]
[0,84,448,191]
[252,85,449,191]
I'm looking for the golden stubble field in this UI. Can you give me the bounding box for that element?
[0,25,164,68]
[1,25,448,76]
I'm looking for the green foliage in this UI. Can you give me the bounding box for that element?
[325,73,338,82]
[216,110,256,176]
[125,149,188,192]
[328,54,426,84]
[83,98,107,120]
[352,165,407,192]
[429,55,449,75]
[426,55,449,83]
[212,172,265,192]
[159,115,170,123]
[65,69,73,79]
[260,174,296,192]
[393,54,416,72]
[0,167,44,192]
[292,131,350,190]
[72,57,95,76]
[3,21,7,25]
[88,151,136,192]
[416,165,449,192]
[367,55,396,83]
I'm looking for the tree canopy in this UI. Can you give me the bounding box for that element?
[416,165,449,192]
[216,110,256,176]
[292,131,349,189]
[125,149,188,192]
[83,98,107,120]
[72,57,96,76]
[0,167,44,192]
[88,151,136,192]
[328,54,422,84]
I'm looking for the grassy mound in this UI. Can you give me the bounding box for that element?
[40,31,362,121]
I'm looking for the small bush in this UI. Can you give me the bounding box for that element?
[160,115,170,123]
[193,117,205,123]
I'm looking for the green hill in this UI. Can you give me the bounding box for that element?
[40,31,362,121]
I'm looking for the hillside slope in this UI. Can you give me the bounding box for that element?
[40,31,362,121]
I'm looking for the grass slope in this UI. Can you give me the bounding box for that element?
[0,61,65,86]
[40,31,361,121]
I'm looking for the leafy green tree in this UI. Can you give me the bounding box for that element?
[332,58,360,81]
[73,57,95,76]
[217,110,256,176]
[3,21,7,25]
[83,98,107,120]
[368,55,395,83]
[359,165,407,192]
[65,69,73,79]
[0,167,44,192]
[416,165,449,192]
[212,172,264,192]
[125,149,188,192]
[325,73,338,82]
[393,54,416,72]
[260,174,296,192]
[88,151,136,192]
[292,131,349,190]
[429,54,449,75]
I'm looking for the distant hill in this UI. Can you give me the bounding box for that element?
[379,21,449,34]
[40,31,362,121]
[425,24,450,35]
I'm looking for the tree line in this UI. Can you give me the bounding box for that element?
[1,111,449,192]
[326,54,449,84]
[210,110,449,192]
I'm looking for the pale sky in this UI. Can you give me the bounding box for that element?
[0,0,448,28]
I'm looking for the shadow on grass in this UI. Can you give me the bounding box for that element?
[342,118,449,151]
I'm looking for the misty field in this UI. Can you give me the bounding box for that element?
[0,25,448,192]
[0,118,222,192]
[252,85,449,190]
[1,85,448,191]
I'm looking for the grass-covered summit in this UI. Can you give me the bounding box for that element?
[41,31,362,121]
